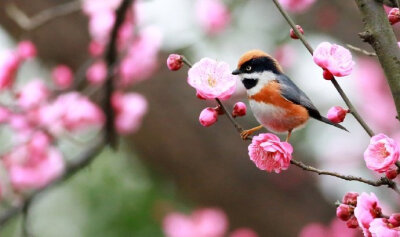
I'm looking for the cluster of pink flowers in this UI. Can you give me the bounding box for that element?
[195,0,231,34]
[163,208,258,237]
[336,192,400,236]
[248,133,293,173]
[313,42,355,79]
[278,0,316,13]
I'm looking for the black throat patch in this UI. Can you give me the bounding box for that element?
[242,78,258,89]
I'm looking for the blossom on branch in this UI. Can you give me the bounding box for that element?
[364,133,400,173]
[313,42,355,77]
[327,106,348,123]
[199,107,218,127]
[369,218,400,236]
[17,80,50,110]
[354,192,382,236]
[187,58,236,100]
[248,133,293,173]
[52,65,73,89]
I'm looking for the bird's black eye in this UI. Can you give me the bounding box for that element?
[245,65,252,72]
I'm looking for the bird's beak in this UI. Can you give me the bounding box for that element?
[232,69,241,75]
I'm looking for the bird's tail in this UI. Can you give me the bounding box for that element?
[318,116,349,132]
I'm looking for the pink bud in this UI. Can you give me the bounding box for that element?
[389,213,400,227]
[336,204,352,221]
[199,107,218,127]
[88,40,105,57]
[346,216,358,229]
[389,8,400,25]
[323,69,334,80]
[17,41,37,60]
[342,192,359,206]
[52,65,73,89]
[386,169,398,179]
[167,54,183,71]
[327,106,348,123]
[86,61,107,85]
[232,102,247,117]
[289,25,304,39]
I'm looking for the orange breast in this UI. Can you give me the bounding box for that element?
[249,81,309,131]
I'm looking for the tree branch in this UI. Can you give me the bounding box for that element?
[346,44,377,56]
[354,0,400,120]
[271,0,375,137]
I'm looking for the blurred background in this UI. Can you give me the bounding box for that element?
[0,0,398,236]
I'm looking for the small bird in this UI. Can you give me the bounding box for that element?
[232,50,348,141]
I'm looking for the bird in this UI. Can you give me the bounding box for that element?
[232,49,348,141]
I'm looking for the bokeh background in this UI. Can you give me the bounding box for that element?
[0,0,398,236]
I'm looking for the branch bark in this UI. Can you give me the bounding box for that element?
[355,0,400,119]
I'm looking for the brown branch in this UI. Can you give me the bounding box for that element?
[104,0,134,149]
[5,1,81,31]
[271,0,375,137]
[346,44,377,56]
[354,0,400,121]
[0,137,105,229]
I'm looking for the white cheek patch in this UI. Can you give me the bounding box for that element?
[240,71,276,96]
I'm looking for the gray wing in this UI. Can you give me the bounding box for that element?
[276,74,321,118]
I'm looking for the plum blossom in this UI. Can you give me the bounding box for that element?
[196,0,231,34]
[279,0,316,13]
[163,208,228,237]
[327,106,348,123]
[17,41,37,60]
[369,218,400,237]
[388,8,400,25]
[112,92,148,134]
[354,192,382,236]
[232,102,247,117]
[52,65,73,89]
[17,80,49,110]
[0,50,20,90]
[199,107,218,127]
[3,132,64,191]
[87,61,107,85]
[313,42,355,77]
[119,27,162,86]
[188,58,237,100]
[299,218,359,237]
[364,134,400,173]
[248,133,293,173]
[289,25,304,39]
[167,54,183,71]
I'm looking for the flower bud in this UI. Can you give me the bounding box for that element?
[342,192,359,206]
[289,25,304,39]
[52,65,73,89]
[389,213,400,227]
[232,102,247,117]
[167,54,183,71]
[17,41,37,60]
[389,8,400,25]
[336,204,352,221]
[346,216,359,229]
[327,106,348,123]
[386,169,399,180]
[323,69,334,80]
[199,107,218,127]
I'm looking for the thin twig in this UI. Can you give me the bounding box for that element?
[5,1,81,31]
[21,199,32,237]
[271,0,375,137]
[346,44,377,56]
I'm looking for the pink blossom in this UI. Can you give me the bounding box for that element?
[3,132,64,191]
[354,192,382,236]
[389,8,400,25]
[0,50,21,90]
[369,218,400,237]
[119,27,162,86]
[17,41,37,60]
[38,92,105,134]
[289,25,304,39]
[196,0,231,34]
[88,11,116,43]
[229,228,258,237]
[232,102,247,117]
[163,208,228,237]
[337,204,352,221]
[199,107,218,127]
[112,92,147,134]
[364,134,400,173]
[299,218,358,237]
[343,192,359,206]
[278,0,316,13]
[313,42,355,77]
[327,106,348,123]
[248,133,293,173]
[52,65,73,89]
[88,40,105,57]
[82,0,122,15]
[17,80,49,110]
[188,58,237,100]
[87,61,107,85]
[167,54,183,71]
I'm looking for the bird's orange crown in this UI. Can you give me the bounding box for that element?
[237,49,283,73]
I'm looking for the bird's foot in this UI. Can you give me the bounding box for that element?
[240,125,264,140]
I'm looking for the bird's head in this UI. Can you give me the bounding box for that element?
[232,50,283,94]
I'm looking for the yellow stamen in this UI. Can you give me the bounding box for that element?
[207,76,217,87]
